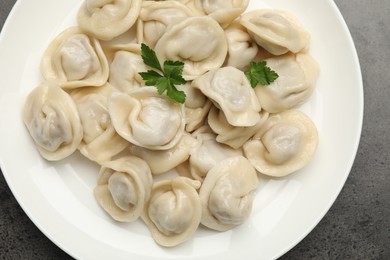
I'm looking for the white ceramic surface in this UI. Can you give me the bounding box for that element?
[0,0,363,259]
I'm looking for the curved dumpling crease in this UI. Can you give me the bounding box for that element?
[192,66,261,127]
[243,110,318,177]
[199,156,259,231]
[254,53,319,113]
[22,82,83,161]
[194,0,249,28]
[94,156,153,222]
[142,176,202,247]
[137,1,196,48]
[155,16,228,80]
[41,27,109,90]
[70,84,129,164]
[77,0,142,40]
[240,9,310,55]
[108,87,185,150]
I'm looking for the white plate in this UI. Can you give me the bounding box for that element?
[0,0,363,259]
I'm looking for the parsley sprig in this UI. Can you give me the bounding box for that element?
[245,61,279,88]
[139,44,187,104]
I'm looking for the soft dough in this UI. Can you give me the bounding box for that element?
[137,1,196,48]
[77,0,142,40]
[240,9,310,55]
[154,16,228,80]
[108,87,185,150]
[191,66,261,127]
[142,176,202,247]
[243,110,318,177]
[22,82,83,161]
[70,84,129,164]
[199,156,259,231]
[254,53,319,113]
[41,27,109,90]
[94,156,153,222]
[194,0,249,28]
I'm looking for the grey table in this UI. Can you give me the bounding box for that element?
[1,1,389,259]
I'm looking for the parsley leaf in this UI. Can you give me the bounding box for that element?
[245,61,279,88]
[140,43,163,72]
[139,44,186,104]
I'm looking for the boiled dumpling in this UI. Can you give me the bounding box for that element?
[41,27,109,90]
[77,0,142,40]
[189,126,243,182]
[224,21,258,71]
[142,176,201,247]
[243,110,318,177]
[199,156,259,231]
[94,156,153,222]
[154,16,228,80]
[22,82,83,161]
[254,53,319,113]
[208,105,269,149]
[129,132,196,175]
[240,9,310,55]
[176,82,212,132]
[70,84,129,164]
[194,0,249,28]
[192,66,261,127]
[104,43,146,92]
[137,1,196,48]
[108,87,185,150]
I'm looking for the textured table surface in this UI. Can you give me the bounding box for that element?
[1,1,389,259]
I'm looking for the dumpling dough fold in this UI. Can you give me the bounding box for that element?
[22,82,83,161]
[77,0,142,40]
[194,0,249,28]
[70,84,129,164]
[199,156,259,231]
[254,53,319,113]
[154,16,228,80]
[142,176,202,247]
[192,66,261,127]
[243,110,318,177]
[41,27,109,90]
[108,87,185,150]
[137,1,196,48]
[94,156,153,222]
[240,9,310,55]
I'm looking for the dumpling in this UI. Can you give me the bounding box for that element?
[154,16,228,80]
[41,27,109,90]
[189,126,243,182]
[108,87,185,150]
[70,84,129,164]
[77,0,142,40]
[176,82,212,132]
[194,0,249,28]
[208,105,269,149]
[137,1,196,48]
[191,66,261,127]
[224,21,258,71]
[240,9,310,55]
[142,176,201,247]
[143,0,202,15]
[254,53,319,113]
[243,110,318,177]
[199,156,259,231]
[94,156,153,222]
[129,132,196,175]
[22,82,83,161]
[104,43,146,92]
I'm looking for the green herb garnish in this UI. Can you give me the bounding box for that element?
[139,44,187,104]
[245,61,279,88]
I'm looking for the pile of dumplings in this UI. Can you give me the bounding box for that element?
[22,0,320,247]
